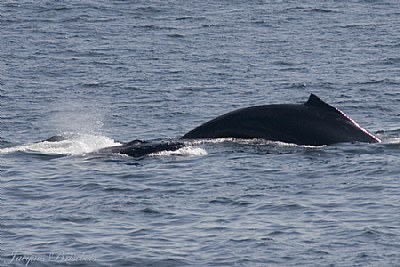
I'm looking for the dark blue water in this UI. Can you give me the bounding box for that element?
[1,1,400,266]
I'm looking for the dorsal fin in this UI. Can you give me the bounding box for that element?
[304,94,339,113]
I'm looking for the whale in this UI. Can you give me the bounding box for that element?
[42,136,185,157]
[182,94,381,146]
[39,94,380,157]
[97,139,184,157]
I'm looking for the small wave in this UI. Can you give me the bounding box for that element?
[381,137,400,150]
[378,129,400,146]
[0,134,120,156]
[383,137,400,144]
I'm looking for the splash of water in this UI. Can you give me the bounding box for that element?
[45,97,107,135]
[0,134,121,155]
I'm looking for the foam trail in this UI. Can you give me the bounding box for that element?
[0,134,120,155]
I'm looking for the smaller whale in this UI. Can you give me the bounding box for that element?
[182,94,381,146]
[98,139,184,157]
[42,136,184,157]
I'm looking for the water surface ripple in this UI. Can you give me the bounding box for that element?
[1,1,400,266]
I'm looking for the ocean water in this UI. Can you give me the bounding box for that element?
[1,1,400,266]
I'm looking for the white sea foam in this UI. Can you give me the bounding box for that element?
[185,138,302,147]
[151,146,208,156]
[0,134,121,155]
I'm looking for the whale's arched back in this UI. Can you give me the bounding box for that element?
[182,94,381,146]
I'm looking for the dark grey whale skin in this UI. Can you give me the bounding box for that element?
[182,94,381,146]
[97,140,184,157]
